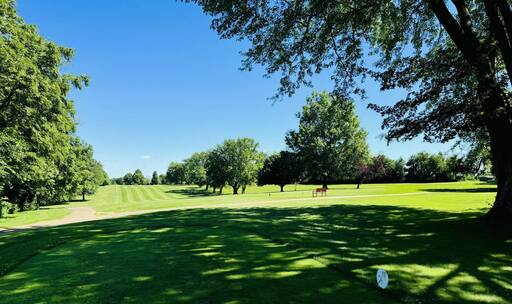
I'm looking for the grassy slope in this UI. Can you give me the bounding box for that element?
[1,182,510,303]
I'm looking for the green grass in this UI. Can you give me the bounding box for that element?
[0,205,70,228]
[1,181,510,303]
[84,181,496,214]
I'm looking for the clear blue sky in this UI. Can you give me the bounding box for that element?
[18,0,456,178]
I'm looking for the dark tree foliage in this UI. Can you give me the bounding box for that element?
[111,177,124,185]
[406,152,448,182]
[151,171,160,185]
[258,151,301,192]
[132,169,146,185]
[205,149,229,194]
[158,174,167,185]
[166,162,186,185]
[123,173,134,185]
[186,0,512,222]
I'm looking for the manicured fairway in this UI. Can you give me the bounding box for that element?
[79,181,497,214]
[1,181,510,303]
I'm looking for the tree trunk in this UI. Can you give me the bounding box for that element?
[82,191,86,201]
[484,114,512,222]
[322,182,328,189]
[357,182,360,189]
[478,79,512,223]
[205,184,209,191]
[213,186,217,193]
[233,186,239,195]
[280,184,285,192]
[219,185,223,195]
[242,185,246,194]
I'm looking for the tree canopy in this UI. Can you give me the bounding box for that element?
[209,138,265,194]
[132,169,146,185]
[186,0,512,221]
[151,171,160,185]
[286,92,370,188]
[166,162,186,185]
[0,1,105,212]
[183,152,208,187]
[258,151,301,192]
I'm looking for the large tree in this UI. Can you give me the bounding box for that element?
[132,169,146,185]
[186,0,512,221]
[205,149,229,194]
[0,0,102,211]
[286,92,370,188]
[66,139,108,201]
[211,138,264,194]
[183,152,208,187]
[151,171,160,185]
[258,151,301,192]
[166,162,186,185]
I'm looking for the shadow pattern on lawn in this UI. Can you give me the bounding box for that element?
[423,187,497,193]
[0,204,511,303]
[166,186,218,197]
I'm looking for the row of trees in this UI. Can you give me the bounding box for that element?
[159,92,484,193]
[0,2,107,217]
[357,152,484,186]
[166,138,265,194]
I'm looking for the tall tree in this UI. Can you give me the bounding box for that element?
[166,162,185,185]
[205,149,228,194]
[68,140,107,201]
[286,92,370,188]
[258,151,301,192]
[151,171,160,185]
[186,0,512,221]
[0,0,92,210]
[123,173,133,185]
[212,138,264,194]
[183,152,208,187]
[132,169,146,185]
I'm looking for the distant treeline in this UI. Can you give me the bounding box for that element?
[113,92,488,194]
[113,149,485,194]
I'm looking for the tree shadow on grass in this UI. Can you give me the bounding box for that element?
[0,204,511,303]
[166,186,218,197]
[423,187,497,193]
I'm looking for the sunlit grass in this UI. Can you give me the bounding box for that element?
[0,206,70,228]
[83,181,495,214]
[0,181,508,303]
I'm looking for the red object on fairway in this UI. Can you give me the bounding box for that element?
[312,188,327,197]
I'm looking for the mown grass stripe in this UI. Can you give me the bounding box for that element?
[138,186,154,201]
[114,185,122,204]
[147,186,168,200]
[120,186,129,204]
[129,186,142,202]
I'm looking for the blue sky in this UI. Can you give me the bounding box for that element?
[18,0,456,178]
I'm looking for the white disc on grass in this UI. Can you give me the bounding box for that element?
[376,268,388,289]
